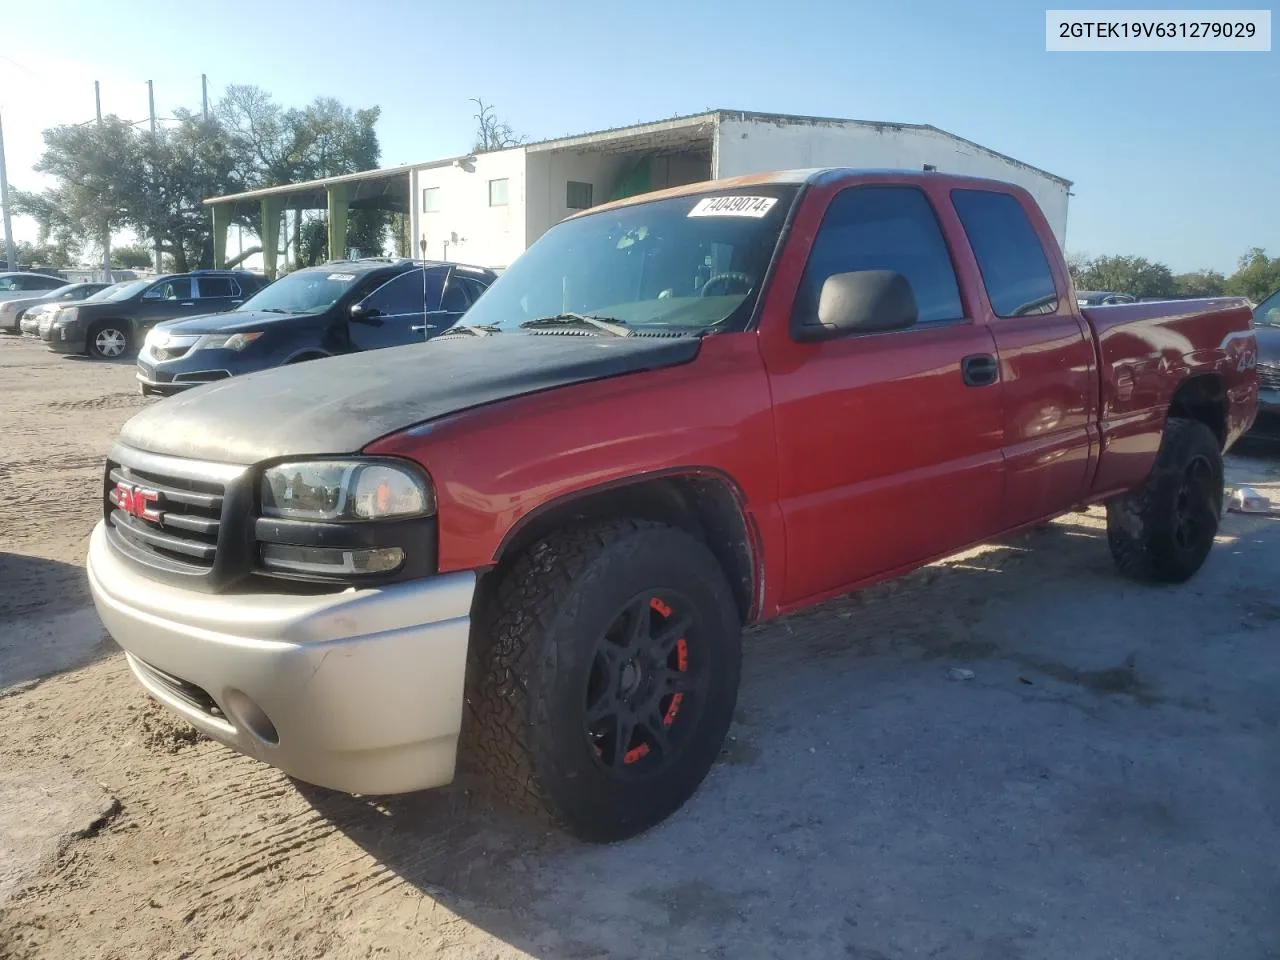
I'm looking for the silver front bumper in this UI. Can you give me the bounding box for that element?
[87,521,476,795]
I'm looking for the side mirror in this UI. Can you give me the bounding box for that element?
[349,302,382,323]
[793,270,918,343]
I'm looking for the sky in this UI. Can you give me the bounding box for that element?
[0,0,1275,274]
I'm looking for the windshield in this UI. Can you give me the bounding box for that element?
[459,186,801,333]
[237,269,364,315]
[1254,290,1280,326]
[101,279,150,302]
[86,282,129,301]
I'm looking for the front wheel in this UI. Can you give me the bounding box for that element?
[1106,417,1223,583]
[465,520,742,843]
[88,321,130,360]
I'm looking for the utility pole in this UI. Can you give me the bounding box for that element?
[96,81,110,279]
[201,74,209,122]
[0,109,16,274]
[148,80,161,273]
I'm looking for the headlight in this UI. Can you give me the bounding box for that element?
[193,331,263,352]
[260,460,434,521]
[144,326,171,348]
[56,307,78,324]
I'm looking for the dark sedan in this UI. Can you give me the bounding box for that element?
[136,258,495,396]
[1247,289,1280,442]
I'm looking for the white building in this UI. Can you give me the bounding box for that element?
[409,109,1071,270]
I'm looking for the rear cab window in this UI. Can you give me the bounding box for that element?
[951,190,1060,317]
[792,185,964,333]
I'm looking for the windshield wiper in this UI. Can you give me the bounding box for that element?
[258,307,293,314]
[439,323,502,338]
[519,313,631,337]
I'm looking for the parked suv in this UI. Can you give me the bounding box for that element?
[136,259,495,395]
[46,269,266,359]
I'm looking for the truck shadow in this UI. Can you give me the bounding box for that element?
[0,551,114,693]
[297,510,1280,959]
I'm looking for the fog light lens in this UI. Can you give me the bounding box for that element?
[260,543,404,576]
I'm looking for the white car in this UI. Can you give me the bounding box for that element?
[0,271,67,303]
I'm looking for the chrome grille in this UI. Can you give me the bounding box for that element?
[1257,362,1280,391]
[105,460,225,571]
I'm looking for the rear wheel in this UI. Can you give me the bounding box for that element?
[88,321,129,360]
[465,520,742,843]
[1106,417,1223,583]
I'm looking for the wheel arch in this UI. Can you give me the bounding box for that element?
[491,469,762,623]
[1168,373,1228,449]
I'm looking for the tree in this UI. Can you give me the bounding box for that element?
[1173,269,1226,299]
[471,98,525,153]
[111,243,153,269]
[18,85,387,273]
[216,87,387,263]
[11,116,139,267]
[1065,251,1090,283]
[1224,248,1280,303]
[1073,254,1176,299]
[12,239,74,269]
[126,113,244,272]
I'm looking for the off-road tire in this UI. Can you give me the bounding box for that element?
[88,320,130,360]
[1106,417,1223,583]
[464,520,742,843]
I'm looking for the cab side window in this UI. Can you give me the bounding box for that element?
[361,272,428,316]
[793,186,964,331]
[952,189,1059,318]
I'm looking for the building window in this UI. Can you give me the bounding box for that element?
[566,181,594,209]
[488,178,509,207]
[422,187,440,213]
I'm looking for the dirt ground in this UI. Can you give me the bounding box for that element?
[1,333,1279,960]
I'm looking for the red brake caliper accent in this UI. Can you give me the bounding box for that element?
[621,598,685,763]
[658,591,688,728]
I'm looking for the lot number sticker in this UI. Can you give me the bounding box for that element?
[688,196,778,218]
[327,273,356,281]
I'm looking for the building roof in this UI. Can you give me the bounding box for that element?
[525,109,1071,187]
[203,108,1069,210]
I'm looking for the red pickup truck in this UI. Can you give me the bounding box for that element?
[88,169,1258,843]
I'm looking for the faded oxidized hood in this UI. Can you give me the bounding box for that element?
[117,332,701,465]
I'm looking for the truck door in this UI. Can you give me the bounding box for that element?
[760,183,1006,606]
[950,188,1096,528]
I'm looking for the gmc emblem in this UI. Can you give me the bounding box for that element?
[114,481,161,522]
